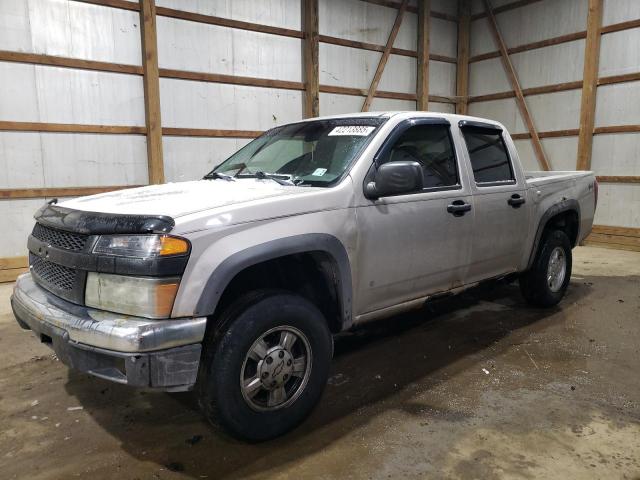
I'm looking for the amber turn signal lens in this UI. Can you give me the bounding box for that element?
[159,236,190,256]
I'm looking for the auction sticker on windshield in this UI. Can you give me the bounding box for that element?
[328,126,376,136]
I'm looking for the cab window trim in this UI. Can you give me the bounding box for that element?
[459,125,516,187]
[365,118,463,197]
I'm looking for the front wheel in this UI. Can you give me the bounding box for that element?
[519,229,572,307]
[196,290,333,442]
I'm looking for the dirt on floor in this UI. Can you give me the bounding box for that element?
[0,246,639,480]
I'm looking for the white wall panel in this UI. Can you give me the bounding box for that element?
[469,40,585,96]
[527,90,581,133]
[592,133,640,176]
[599,29,640,77]
[602,0,640,26]
[542,137,579,171]
[160,78,303,130]
[428,102,455,113]
[370,97,416,112]
[157,17,302,81]
[430,18,457,58]
[0,198,44,257]
[470,18,493,57]
[0,62,145,125]
[0,0,141,65]
[156,0,302,30]
[594,184,640,228]
[319,93,364,116]
[471,0,587,57]
[319,0,417,51]
[0,132,147,189]
[512,139,537,171]
[320,44,419,93]
[429,60,456,96]
[163,137,251,183]
[468,98,521,133]
[594,82,640,127]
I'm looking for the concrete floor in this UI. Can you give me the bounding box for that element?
[0,246,639,479]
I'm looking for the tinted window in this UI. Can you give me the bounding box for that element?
[461,129,514,184]
[379,124,459,188]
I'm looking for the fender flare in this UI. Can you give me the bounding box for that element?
[194,233,353,330]
[526,199,581,269]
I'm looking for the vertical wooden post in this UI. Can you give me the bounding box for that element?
[416,0,431,111]
[303,0,319,118]
[483,0,550,171]
[362,0,408,112]
[576,0,603,170]
[456,0,470,115]
[139,0,164,184]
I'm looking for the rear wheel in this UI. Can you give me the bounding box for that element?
[520,229,572,307]
[196,290,332,441]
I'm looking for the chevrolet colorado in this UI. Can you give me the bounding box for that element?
[11,112,596,441]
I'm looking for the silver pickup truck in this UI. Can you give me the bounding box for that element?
[11,112,596,441]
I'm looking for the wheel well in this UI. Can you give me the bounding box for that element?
[214,252,343,333]
[543,210,579,247]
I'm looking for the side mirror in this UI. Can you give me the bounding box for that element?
[364,161,423,199]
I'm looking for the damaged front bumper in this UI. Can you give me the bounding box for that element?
[10,273,206,391]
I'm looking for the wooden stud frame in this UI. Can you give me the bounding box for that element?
[416,0,431,111]
[576,0,604,171]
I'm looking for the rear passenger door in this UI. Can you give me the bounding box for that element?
[458,120,530,283]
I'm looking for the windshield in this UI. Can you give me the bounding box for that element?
[210,117,387,187]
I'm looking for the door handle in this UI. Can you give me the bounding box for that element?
[508,194,526,208]
[447,200,472,217]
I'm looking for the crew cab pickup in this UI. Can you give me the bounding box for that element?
[11,112,596,440]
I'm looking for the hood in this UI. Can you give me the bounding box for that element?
[60,179,316,218]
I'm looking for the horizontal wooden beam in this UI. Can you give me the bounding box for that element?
[469,31,587,63]
[162,128,263,138]
[600,18,640,34]
[0,121,146,135]
[583,225,640,252]
[0,185,141,200]
[592,225,640,236]
[0,267,29,283]
[596,176,640,184]
[511,126,640,141]
[0,50,142,75]
[155,6,303,38]
[319,35,456,63]
[0,256,27,270]
[469,18,640,64]
[73,0,140,11]
[160,68,305,91]
[469,70,640,104]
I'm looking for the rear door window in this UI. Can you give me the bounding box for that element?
[461,128,515,185]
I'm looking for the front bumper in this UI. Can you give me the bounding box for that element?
[11,273,207,391]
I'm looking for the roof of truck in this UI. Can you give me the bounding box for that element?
[299,111,506,129]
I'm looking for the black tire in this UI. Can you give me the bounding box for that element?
[519,229,572,307]
[196,290,333,442]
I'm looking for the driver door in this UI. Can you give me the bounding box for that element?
[354,119,474,316]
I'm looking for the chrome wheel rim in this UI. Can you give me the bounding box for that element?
[547,246,567,293]
[240,326,312,412]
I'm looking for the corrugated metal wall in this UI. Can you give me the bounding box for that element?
[468,0,640,234]
[0,0,459,266]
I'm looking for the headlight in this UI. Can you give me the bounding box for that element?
[85,273,180,319]
[93,234,190,258]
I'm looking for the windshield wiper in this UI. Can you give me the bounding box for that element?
[239,171,296,186]
[203,171,235,181]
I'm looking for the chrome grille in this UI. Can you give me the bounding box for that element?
[32,223,89,252]
[30,254,77,291]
